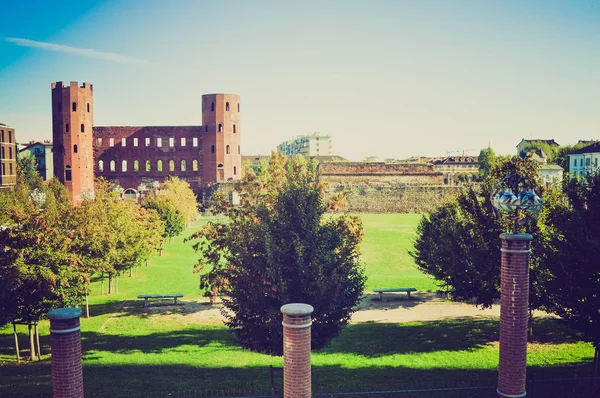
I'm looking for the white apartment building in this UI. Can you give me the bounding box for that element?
[569,142,600,178]
[277,133,332,157]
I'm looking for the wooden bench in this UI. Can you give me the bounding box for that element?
[373,288,417,301]
[138,294,184,307]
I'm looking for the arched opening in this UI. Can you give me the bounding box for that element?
[226,145,230,154]
[146,160,151,171]
[226,102,230,111]
[205,125,208,132]
[80,124,85,133]
[218,124,222,132]
[134,160,139,172]
[169,160,175,172]
[211,145,215,154]
[98,160,104,171]
[157,160,163,172]
[217,164,223,169]
[72,102,77,112]
[65,166,72,181]
[211,102,214,112]
[73,144,78,153]
[233,166,237,175]
[192,159,198,171]
[237,103,240,112]
[87,103,90,112]
[238,145,240,154]
[181,159,186,171]
[123,189,137,202]
[58,102,61,111]
[122,160,128,172]
[233,124,236,133]
[110,160,116,172]
[65,123,69,133]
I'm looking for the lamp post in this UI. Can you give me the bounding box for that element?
[491,173,542,398]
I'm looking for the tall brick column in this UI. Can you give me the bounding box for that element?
[497,233,532,398]
[281,303,314,398]
[48,308,84,398]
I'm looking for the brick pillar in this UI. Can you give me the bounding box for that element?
[48,308,84,398]
[281,303,314,398]
[497,233,532,398]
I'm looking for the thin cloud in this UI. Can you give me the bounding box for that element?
[6,37,149,65]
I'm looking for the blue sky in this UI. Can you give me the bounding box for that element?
[1,0,599,160]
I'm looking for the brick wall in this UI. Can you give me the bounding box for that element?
[281,304,314,398]
[318,162,442,178]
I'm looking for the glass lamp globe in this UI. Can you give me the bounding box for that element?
[492,188,518,212]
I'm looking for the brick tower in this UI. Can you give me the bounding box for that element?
[52,82,95,202]
[201,94,241,185]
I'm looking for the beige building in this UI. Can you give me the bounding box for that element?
[277,133,332,157]
[0,123,17,188]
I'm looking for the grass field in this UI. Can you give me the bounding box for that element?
[0,214,595,396]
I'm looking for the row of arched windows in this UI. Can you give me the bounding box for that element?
[98,159,199,173]
[208,102,240,112]
[209,145,240,154]
[204,124,237,133]
[64,123,86,133]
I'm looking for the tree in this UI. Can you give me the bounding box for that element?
[542,171,600,383]
[143,195,185,242]
[520,141,560,163]
[411,155,550,310]
[159,177,199,227]
[477,146,496,177]
[187,153,366,355]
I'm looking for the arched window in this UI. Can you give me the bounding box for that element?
[157,160,163,172]
[233,166,237,175]
[181,159,186,171]
[226,102,230,111]
[72,102,77,112]
[169,160,175,172]
[74,144,78,153]
[211,145,215,154]
[134,160,139,172]
[237,103,240,112]
[110,160,116,172]
[146,160,151,171]
[192,159,198,171]
[98,160,104,171]
[218,124,222,132]
[65,123,69,133]
[217,164,223,169]
[122,160,127,172]
[58,102,61,111]
[211,102,214,112]
[65,166,72,181]
[87,103,90,112]
[233,124,236,133]
[81,124,85,133]
[205,125,208,132]
[238,145,240,154]
[226,145,230,154]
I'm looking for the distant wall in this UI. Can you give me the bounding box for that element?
[319,162,456,213]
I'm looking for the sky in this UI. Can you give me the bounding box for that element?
[1,0,599,161]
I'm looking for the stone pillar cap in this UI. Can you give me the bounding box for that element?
[281,303,314,315]
[500,233,533,241]
[48,308,82,320]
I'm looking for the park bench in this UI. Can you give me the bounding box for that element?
[138,294,184,307]
[373,288,417,301]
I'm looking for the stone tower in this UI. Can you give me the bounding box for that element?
[201,94,241,185]
[51,82,95,202]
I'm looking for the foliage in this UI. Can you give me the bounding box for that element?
[143,195,185,240]
[187,153,366,354]
[520,141,560,163]
[158,177,199,226]
[477,146,496,177]
[542,171,600,352]
[411,155,551,309]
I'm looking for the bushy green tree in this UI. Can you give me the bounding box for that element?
[187,153,366,355]
[477,146,496,177]
[143,195,185,241]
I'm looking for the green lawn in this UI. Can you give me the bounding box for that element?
[0,214,595,396]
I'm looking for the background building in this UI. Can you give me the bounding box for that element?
[277,133,332,157]
[433,156,479,185]
[569,142,600,178]
[0,123,17,188]
[19,141,54,180]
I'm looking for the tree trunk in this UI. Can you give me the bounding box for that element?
[101,272,105,295]
[28,324,36,362]
[108,274,113,294]
[85,290,90,318]
[35,323,41,360]
[116,274,119,294]
[593,345,599,394]
[129,268,133,277]
[528,308,534,337]
[13,323,20,363]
